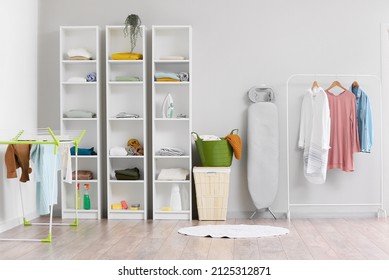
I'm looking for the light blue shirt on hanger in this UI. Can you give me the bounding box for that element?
[350,85,373,153]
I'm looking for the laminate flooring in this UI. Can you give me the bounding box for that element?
[1,217,389,260]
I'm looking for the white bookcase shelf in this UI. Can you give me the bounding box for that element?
[152,25,192,220]
[106,25,147,220]
[59,26,101,220]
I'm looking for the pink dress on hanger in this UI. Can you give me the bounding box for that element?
[326,89,360,172]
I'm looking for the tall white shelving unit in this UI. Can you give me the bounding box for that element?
[152,25,192,220]
[106,25,147,220]
[59,26,101,219]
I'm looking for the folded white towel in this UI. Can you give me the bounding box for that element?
[201,135,221,141]
[67,48,92,59]
[67,77,87,82]
[109,146,127,156]
[156,147,185,156]
[157,168,189,181]
[159,55,185,60]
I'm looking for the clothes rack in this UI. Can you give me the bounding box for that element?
[0,128,85,242]
[286,74,386,220]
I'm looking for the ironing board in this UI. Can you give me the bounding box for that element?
[247,97,279,219]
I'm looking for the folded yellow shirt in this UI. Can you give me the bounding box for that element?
[112,52,143,60]
[156,78,180,82]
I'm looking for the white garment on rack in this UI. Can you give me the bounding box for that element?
[59,143,72,183]
[30,144,61,215]
[298,87,331,184]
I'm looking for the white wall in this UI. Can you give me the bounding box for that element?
[37,0,389,218]
[0,0,38,231]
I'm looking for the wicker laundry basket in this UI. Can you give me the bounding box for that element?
[193,167,231,220]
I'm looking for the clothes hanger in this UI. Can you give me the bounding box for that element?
[351,80,359,89]
[326,80,347,91]
[311,80,320,90]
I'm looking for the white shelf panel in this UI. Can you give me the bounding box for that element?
[107,81,143,85]
[108,60,143,64]
[61,60,96,64]
[70,155,98,159]
[64,179,99,183]
[108,118,144,121]
[154,118,189,121]
[109,155,144,159]
[154,155,190,159]
[155,180,190,184]
[109,180,145,183]
[61,82,97,86]
[61,118,97,121]
[154,60,189,63]
[154,82,190,85]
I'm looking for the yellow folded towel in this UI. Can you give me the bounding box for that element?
[225,133,242,160]
[111,52,143,60]
[111,203,122,210]
[156,78,180,82]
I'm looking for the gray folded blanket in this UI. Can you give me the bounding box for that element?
[63,109,96,118]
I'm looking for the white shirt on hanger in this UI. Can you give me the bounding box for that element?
[298,87,331,184]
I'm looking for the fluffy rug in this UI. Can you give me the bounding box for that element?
[178,224,289,239]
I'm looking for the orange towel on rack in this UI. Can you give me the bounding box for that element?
[5,144,32,182]
[225,133,242,160]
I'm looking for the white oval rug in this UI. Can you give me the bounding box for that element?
[178,224,289,239]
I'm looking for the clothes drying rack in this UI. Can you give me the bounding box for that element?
[0,127,85,242]
[286,73,386,220]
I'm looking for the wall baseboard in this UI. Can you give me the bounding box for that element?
[0,211,40,234]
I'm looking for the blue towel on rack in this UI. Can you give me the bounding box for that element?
[30,144,61,215]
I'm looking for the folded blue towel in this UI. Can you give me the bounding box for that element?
[154,72,180,80]
[70,146,97,155]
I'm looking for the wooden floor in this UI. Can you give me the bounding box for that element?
[0,217,389,260]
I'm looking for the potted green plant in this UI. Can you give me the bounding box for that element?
[123,14,142,53]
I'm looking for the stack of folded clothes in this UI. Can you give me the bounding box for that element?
[154,72,189,82]
[115,167,140,180]
[67,48,93,60]
[157,168,189,181]
[72,170,93,180]
[63,109,96,118]
[156,147,185,156]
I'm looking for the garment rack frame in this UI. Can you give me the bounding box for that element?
[286,73,386,220]
[0,128,85,242]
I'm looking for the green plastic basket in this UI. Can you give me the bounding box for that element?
[192,129,238,167]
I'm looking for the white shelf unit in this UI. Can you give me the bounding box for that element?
[106,25,147,220]
[60,26,101,220]
[152,25,192,220]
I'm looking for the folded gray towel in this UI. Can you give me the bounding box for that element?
[63,109,96,118]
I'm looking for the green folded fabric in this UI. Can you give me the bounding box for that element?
[115,168,140,180]
[115,76,141,82]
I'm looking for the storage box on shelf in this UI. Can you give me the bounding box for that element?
[106,25,147,220]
